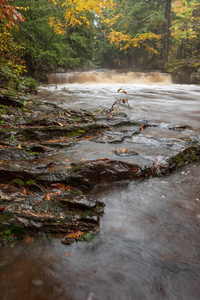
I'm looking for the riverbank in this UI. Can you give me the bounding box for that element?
[164,59,200,84]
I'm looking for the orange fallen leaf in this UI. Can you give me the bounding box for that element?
[23,188,27,194]
[50,183,69,191]
[64,231,84,239]
[0,160,6,164]
[46,139,61,143]
[119,149,127,152]
[0,207,5,212]
[18,144,22,149]
[45,193,54,201]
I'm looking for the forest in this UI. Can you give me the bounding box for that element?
[0,2,200,296]
[0,0,200,87]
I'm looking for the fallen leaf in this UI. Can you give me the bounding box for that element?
[23,188,27,194]
[64,231,84,239]
[63,251,73,257]
[29,101,33,104]
[119,149,127,152]
[0,207,5,212]
[0,160,6,164]
[50,183,69,191]
[96,158,109,161]
[18,144,22,149]
[45,193,54,201]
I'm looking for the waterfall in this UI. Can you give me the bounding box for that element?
[47,70,172,85]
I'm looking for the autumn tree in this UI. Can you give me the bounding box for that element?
[0,0,27,83]
[170,0,200,59]
[163,0,172,64]
[96,0,167,69]
[10,0,114,76]
[0,0,25,26]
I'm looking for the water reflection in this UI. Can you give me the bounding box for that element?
[1,163,200,300]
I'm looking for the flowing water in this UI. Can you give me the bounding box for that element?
[1,71,200,300]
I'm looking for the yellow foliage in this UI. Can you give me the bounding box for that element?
[171,0,199,43]
[0,24,27,76]
[48,16,65,35]
[62,0,114,27]
[108,29,161,54]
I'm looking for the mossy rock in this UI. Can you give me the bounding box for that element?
[26,180,36,185]
[81,232,94,242]
[11,225,28,236]
[12,178,24,186]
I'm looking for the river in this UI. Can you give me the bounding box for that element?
[0,70,200,300]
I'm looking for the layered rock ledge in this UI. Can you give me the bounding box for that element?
[0,93,199,245]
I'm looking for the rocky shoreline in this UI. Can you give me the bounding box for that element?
[0,92,199,245]
[165,60,200,84]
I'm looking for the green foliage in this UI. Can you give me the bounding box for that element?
[11,0,96,75]
[0,64,38,93]
[81,232,94,242]
[1,0,199,76]
[170,0,200,60]
[95,0,167,68]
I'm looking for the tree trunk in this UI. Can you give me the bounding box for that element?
[163,0,172,64]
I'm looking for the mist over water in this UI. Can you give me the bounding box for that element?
[1,70,200,300]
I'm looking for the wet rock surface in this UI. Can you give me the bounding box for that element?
[0,94,200,245]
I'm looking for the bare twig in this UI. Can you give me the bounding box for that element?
[105,88,131,113]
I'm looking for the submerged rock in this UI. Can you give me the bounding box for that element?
[114,149,139,156]
[153,145,200,176]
